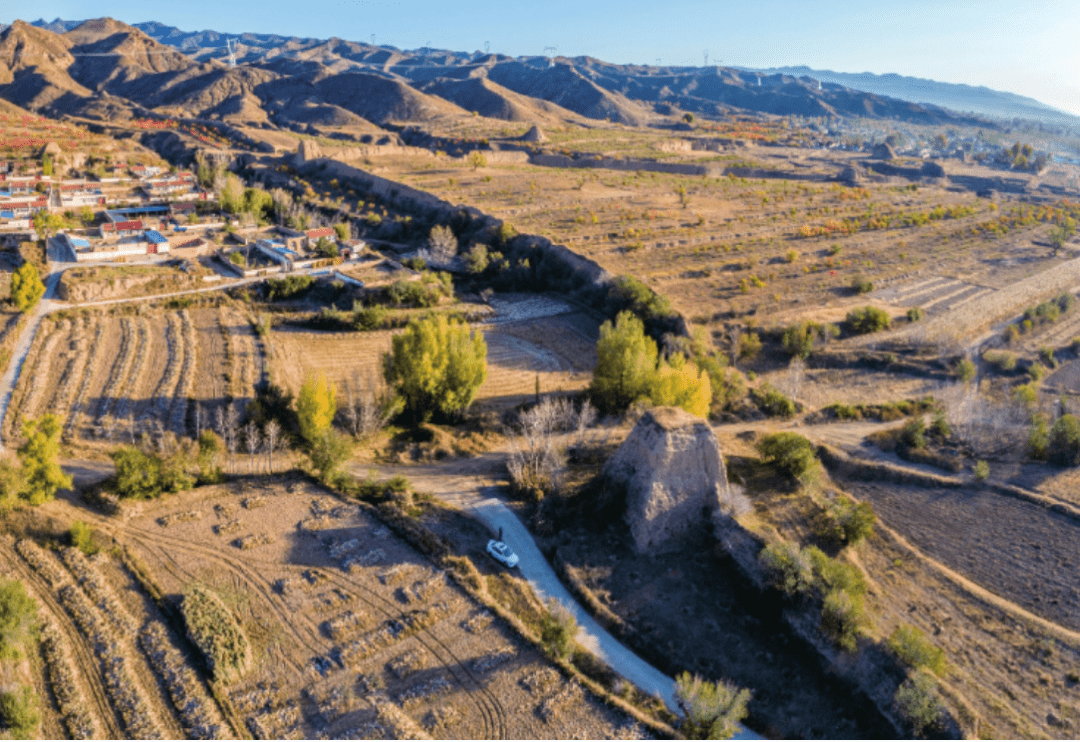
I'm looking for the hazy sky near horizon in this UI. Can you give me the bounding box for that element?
[9,0,1080,115]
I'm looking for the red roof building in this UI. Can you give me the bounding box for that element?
[305,227,335,240]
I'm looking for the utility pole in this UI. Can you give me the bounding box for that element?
[485,41,490,54]
[703,49,708,66]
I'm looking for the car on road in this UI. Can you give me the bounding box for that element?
[486,539,519,568]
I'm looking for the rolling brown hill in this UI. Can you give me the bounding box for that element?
[1,15,999,137]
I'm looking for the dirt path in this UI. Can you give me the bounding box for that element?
[0,267,63,450]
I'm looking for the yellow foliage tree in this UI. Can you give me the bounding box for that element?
[296,373,337,446]
[649,355,712,419]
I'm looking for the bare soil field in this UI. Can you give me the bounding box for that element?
[34,476,643,740]
[270,295,599,412]
[841,479,1080,632]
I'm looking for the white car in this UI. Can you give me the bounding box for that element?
[486,539,519,568]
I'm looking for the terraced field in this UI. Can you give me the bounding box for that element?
[3,306,259,448]
[0,535,230,740]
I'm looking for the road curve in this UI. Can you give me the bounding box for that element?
[390,474,760,739]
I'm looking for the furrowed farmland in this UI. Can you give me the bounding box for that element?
[1,478,643,740]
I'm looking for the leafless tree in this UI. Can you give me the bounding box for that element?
[270,187,293,225]
[342,370,397,438]
[100,415,116,442]
[506,397,574,497]
[264,419,282,474]
[937,382,1029,458]
[424,224,458,267]
[783,357,806,401]
[572,399,598,454]
[244,421,262,474]
[221,404,239,473]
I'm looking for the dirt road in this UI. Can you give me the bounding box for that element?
[0,267,63,451]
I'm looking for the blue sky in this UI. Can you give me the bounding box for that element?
[10,0,1080,114]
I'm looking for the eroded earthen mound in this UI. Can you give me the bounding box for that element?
[522,124,546,143]
[602,406,729,553]
[871,142,896,160]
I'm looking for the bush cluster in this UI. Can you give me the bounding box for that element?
[756,432,816,480]
[180,585,252,683]
[781,321,839,359]
[887,624,947,676]
[817,495,876,547]
[845,305,891,334]
[818,397,936,423]
[751,384,797,418]
[759,541,868,651]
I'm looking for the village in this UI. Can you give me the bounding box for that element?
[0,150,372,282]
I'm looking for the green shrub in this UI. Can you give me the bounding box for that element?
[68,521,98,555]
[265,274,314,301]
[1039,346,1057,369]
[181,585,252,682]
[675,672,752,740]
[983,350,1016,372]
[539,599,577,660]
[1028,415,1049,460]
[846,305,890,334]
[1048,414,1080,466]
[894,671,944,737]
[906,306,923,322]
[0,579,37,660]
[352,304,387,331]
[1014,381,1039,409]
[465,243,490,274]
[781,321,839,359]
[110,444,194,500]
[820,588,865,651]
[888,624,947,676]
[608,275,674,323]
[830,496,876,546]
[851,275,874,294]
[805,547,867,598]
[955,358,976,382]
[899,418,927,450]
[0,685,39,738]
[759,542,815,597]
[757,432,816,480]
[752,385,796,418]
[929,410,951,439]
[737,332,762,361]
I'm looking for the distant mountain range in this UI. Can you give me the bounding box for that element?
[739,65,1079,126]
[0,16,1013,136]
